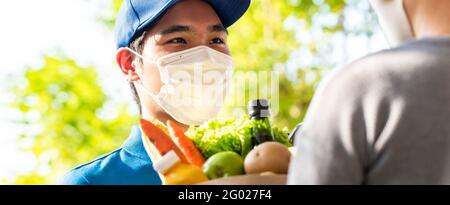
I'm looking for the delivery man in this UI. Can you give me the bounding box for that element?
[59,0,250,185]
[288,0,450,184]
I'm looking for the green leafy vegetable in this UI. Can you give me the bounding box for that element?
[185,115,292,159]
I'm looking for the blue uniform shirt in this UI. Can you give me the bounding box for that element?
[59,126,162,185]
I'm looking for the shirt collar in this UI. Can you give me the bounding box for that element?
[121,125,150,161]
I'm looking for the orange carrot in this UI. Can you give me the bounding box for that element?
[166,120,205,168]
[140,119,188,163]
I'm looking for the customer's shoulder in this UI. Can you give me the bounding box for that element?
[58,149,123,185]
[324,39,449,95]
[340,38,449,81]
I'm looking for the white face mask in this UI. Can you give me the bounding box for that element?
[127,46,234,125]
[369,0,414,46]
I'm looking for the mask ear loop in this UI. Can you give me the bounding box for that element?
[125,47,158,64]
[125,47,159,99]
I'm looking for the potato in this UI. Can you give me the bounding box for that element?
[244,142,292,174]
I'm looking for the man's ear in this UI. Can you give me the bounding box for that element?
[116,47,140,82]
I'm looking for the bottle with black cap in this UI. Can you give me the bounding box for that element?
[248,99,274,146]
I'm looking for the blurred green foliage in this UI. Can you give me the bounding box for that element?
[8,0,376,184]
[223,0,345,128]
[9,57,136,184]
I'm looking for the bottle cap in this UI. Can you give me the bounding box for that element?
[152,150,180,174]
[248,99,270,118]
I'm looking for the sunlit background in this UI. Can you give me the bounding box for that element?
[0,0,388,184]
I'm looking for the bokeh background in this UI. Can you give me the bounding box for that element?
[0,0,388,184]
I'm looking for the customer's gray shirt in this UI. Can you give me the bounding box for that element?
[288,37,450,185]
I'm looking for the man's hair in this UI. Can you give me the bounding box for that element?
[128,30,148,115]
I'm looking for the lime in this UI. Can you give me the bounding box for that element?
[202,151,244,179]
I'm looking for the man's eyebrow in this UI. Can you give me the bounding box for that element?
[160,25,191,35]
[210,24,228,34]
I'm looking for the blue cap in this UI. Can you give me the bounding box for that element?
[114,0,251,49]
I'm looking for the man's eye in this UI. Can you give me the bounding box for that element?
[210,38,225,44]
[167,38,187,44]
